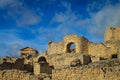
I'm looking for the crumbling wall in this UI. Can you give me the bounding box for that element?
[63,35,89,53]
[46,53,91,68]
[52,60,120,80]
[104,26,120,59]
[0,58,24,70]
[88,42,111,58]
[48,41,64,55]
[0,70,40,80]
[47,26,120,59]
[47,34,114,59]
[0,56,17,64]
[104,27,120,42]
[105,41,120,59]
[0,69,51,80]
[52,67,120,80]
[34,62,53,75]
[80,36,89,53]
[20,47,38,57]
[48,34,89,55]
[0,57,34,72]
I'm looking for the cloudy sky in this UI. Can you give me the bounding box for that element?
[0,0,120,57]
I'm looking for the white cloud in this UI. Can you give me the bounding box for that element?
[51,1,120,42]
[0,0,14,8]
[16,10,41,26]
[0,29,47,57]
[52,1,72,23]
[61,1,71,13]
[51,1,86,38]
[88,3,120,37]
[1,0,42,27]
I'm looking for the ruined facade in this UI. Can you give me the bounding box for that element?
[20,47,39,57]
[47,27,120,59]
[48,35,89,54]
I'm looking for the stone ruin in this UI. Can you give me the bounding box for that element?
[20,47,39,57]
[0,26,120,80]
[48,27,120,59]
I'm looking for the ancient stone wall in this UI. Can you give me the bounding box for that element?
[105,40,120,59]
[48,34,89,55]
[104,27,120,42]
[0,56,17,64]
[52,67,120,80]
[0,70,38,80]
[48,41,64,55]
[63,35,89,53]
[80,36,89,53]
[39,63,53,74]
[0,58,24,70]
[0,69,52,80]
[34,62,53,75]
[47,34,113,59]
[52,59,120,80]
[88,42,111,58]
[47,27,120,59]
[46,53,91,68]
[34,63,40,75]
[0,57,35,72]
[20,47,38,57]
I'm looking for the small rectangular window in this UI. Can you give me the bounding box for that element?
[111,54,118,59]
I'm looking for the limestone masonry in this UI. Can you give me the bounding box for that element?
[0,26,120,80]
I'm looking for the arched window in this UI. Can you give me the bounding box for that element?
[66,42,76,53]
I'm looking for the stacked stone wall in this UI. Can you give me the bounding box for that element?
[104,27,120,42]
[48,41,64,55]
[0,58,24,70]
[0,69,51,80]
[105,40,120,59]
[46,53,91,68]
[52,60,120,80]
[80,36,89,53]
[48,34,89,55]
[0,70,38,80]
[88,42,111,58]
[63,34,81,53]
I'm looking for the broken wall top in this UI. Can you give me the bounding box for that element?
[104,26,120,42]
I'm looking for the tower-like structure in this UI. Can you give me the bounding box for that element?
[104,26,120,59]
[104,27,120,42]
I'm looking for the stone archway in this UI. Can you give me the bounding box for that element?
[63,34,82,53]
[66,42,76,53]
[38,56,47,63]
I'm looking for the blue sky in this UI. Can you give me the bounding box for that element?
[0,0,120,57]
